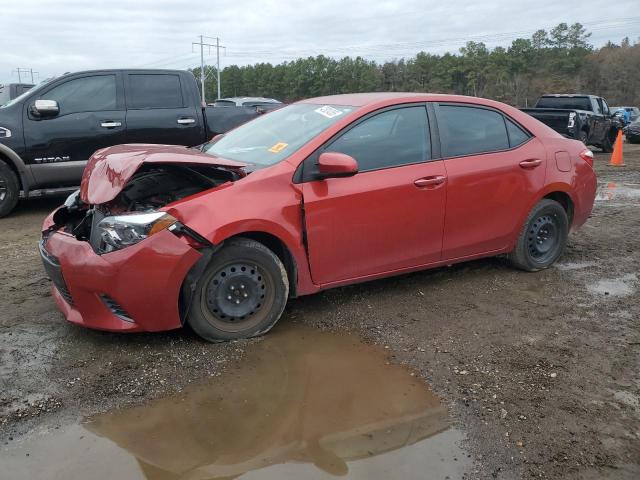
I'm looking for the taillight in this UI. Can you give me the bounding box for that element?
[579,149,594,167]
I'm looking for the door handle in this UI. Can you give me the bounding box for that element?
[100,121,122,128]
[414,175,446,188]
[177,118,196,125]
[519,159,543,169]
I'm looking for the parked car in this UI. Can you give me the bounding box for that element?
[624,118,640,143]
[212,96,282,108]
[612,106,640,125]
[0,69,262,217]
[0,83,34,105]
[40,92,597,342]
[522,94,619,152]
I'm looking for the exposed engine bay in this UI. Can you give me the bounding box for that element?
[50,164,240,251]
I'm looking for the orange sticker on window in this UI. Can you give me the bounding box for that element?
[268,142,288,153]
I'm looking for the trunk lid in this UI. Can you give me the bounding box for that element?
[80,144,247,205]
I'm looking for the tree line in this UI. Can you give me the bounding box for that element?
[192,23,640,107]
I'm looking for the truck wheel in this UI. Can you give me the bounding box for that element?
[509,199,568,272]
[579,130,588,145]
[0,160,19,218]
[601,132,614,153]
[187,238,289,342]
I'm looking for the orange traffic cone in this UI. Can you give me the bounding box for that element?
[608,130,625,166]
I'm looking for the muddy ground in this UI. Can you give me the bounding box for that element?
[1,145,639,479]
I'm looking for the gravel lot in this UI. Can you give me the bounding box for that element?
[1,144,639,479]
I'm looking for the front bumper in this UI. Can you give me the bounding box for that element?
[40,229,201,332]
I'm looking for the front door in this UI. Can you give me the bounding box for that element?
[24,73,126,188]
[302,105,447,285]
[435,103,547,260]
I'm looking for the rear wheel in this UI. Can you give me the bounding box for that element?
[0,160,19,218]
[578,130,589,145]
[601,131,614,153]
[187,238,289,342]
[509,199,568,272]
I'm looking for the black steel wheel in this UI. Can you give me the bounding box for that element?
[0,160,19,218]
[187,238,289,342]
[509,199,568,271]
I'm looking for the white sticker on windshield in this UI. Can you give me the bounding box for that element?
[314,105,343,119]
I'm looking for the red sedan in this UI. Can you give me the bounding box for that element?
[40,93,597,341]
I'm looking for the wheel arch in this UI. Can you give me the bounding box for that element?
[543,190,574,225]
[0,144,33,193]
[227,231,299,298]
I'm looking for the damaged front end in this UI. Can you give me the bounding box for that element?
[50,163,235,253]
[39,145,248,332]
[46,144,248,253]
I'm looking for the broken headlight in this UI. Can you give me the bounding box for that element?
[97,212,177,253]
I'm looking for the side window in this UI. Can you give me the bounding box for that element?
[327,106,430,172]
[601,99,610,115]
[128,74,183,109]
[438,105,509,157]
[43,75,116,115]
[505,118,531,148]
[593,98,603,114]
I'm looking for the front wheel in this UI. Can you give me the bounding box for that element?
[0,160,19,218]
[509,199,568,272]
[187,238,289,342]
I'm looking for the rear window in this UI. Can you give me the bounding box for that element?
[438,105,510,157]
[536,96,592,111]
[128,74,183,109]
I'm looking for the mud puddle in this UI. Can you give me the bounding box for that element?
[0,325,470,479]
[595,182,640,201]
[587,273,637,297]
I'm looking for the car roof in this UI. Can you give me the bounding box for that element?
[297,92,497,107]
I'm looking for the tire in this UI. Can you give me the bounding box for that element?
[509,199,568,272]
[0,160,19,218]
[578,130,589,145]
[601,131,614,153]
[187,238,289,342]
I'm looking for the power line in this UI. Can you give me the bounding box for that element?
[12,67,38,83]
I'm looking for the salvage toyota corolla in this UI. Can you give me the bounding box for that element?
[40,93,597,342]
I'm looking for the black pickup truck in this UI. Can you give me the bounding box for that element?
[0,69,260,217]
[521,94,619,153]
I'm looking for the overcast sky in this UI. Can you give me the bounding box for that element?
[1,0,638,84]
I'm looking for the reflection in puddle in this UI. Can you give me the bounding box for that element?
[595,182,640,201]
[1,325,469,479]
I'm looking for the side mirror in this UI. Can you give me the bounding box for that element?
[317,152,358,179]
[31,99,59,118]
[210,133,224,142]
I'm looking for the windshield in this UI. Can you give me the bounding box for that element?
[0,78,54,108]
[203,103,356,166]
[536,96,592,111]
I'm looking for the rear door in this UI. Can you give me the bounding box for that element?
[24,73,126,187]
[124,73,204,146]
[301,105,447,285]
[435,103,547,260]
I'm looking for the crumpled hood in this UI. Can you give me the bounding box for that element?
[79,144,247,205]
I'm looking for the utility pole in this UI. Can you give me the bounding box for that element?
[216,37,222,101]
[13,67,38,84]
[192,35,225,104]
